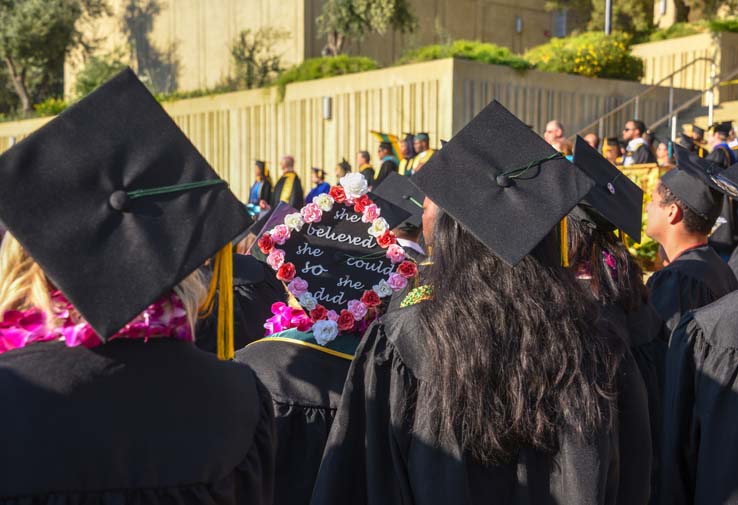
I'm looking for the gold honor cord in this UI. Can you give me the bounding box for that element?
[560,218,569,267]
[198,243,235,360]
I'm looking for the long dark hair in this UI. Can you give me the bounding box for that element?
[567,216,647,313]
[418,211,623,464]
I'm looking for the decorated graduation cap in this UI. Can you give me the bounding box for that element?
[372,172,425,228]
[0,68,250,359]
[254,173,412,341]
[413,100,594,266]
[571,136,643,242]
[661,144,726,219]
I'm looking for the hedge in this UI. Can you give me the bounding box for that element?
[275,56,379,99]
[399,40,533,70]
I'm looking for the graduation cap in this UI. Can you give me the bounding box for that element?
[692,125,705,137]
[679,133,695,149]
[372,172,425,228]
[571,136,643,242]
[412,100,594,266]
[712,121,734,135]
[414,132,430,142]
[0,68,250,359]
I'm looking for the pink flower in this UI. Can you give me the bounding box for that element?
[301,203,323,224]
[271,224,291,245]
[347,300,368,320]
[388,273,408,291]
[267,248,286,270]
[326,310,339,322]
[361,203,381,223]
[287,277,309,297]
[386,244,406,264]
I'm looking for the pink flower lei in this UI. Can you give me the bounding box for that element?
[257,173,417,338]
[0,290,193,355]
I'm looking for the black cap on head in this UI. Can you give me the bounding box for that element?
[413,100,594,265]
[372,172,425,228]
[379,141,393,151]
[661,144,725,219]
[712,121,733,135]
[0,68,251,340]
[571,136,643,242]
[692,125,705,136]
[679,133,695,149]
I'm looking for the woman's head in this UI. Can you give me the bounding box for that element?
[418,205,621,463]
[312,167,325,184]
[0,233,207,334]
[336,159,351,179]
[254,161,267,180]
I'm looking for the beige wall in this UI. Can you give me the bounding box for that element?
[14,59,695,204]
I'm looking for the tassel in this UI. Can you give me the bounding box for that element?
[198,244,235,360]
[560,218,569,267]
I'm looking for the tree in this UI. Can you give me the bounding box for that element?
[588,0,655,37]
[74,51,127,98]
[228,28,289,90]
[317,0,417,56]
[0,0,108,114]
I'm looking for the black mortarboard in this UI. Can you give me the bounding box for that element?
[692,125,705,136]
[712,121,733,135]
[379,141,393,151]
[679,133,695,149]
[571,136,643,242]
[661,144,725,218]
[0,68,250,343]
[413,100,594,265]
[372,172,425,228]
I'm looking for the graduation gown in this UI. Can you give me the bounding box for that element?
[0,339,275,503]
[705,143,737,169]
[271,172,304,210]
[646,245,738,334]
[728,244,738,279]
[197,254,286,353]
[359,164,375,187]
[660,290,738,504]
[236,330,358,505]
[310,304,652,505]
[624,142,656,165]
[375,158,398,186]
[709,195,738,258]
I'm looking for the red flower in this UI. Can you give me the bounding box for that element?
[353,195,372,213]
[377,230,396,248]
[397,260,418,279]
[329,186,346,204]
[257,233,275,254]
[360,290,381,308]
[310,304,328,322]
[276,262,296,282]
[337,310,355,332]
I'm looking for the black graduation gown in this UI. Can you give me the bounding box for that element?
[197,254,286,353]
[0,339,275,503]
[375,159,398,186]
[627,143,656,165]
[271,172,304,210]
[660,290,738,504]
[706,144,736,169]
[258,178,273,203]
[709,195,738,257]
[236,331,358,505]
[310,304,652,505]
[728,244,738,279]
[360,166,375,187]
[646,245,738,334]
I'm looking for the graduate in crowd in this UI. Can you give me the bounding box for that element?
[622,119,656,166]
[645,144,738,334]
[335,158,351,181]
[569,135,667,497]
[706,121,737,169]
[311,101,651,505]
[271,155,305,209]
[375,141,399,185]
[236,172,411,505]
[248,159,273,213]
[306,167,331,203]
[656,140,673,168]
[357,150,374,187]
[398,133,416,176]
[0,69,274,503]
[603,136,622,165]
[659,162,738,505]
[410,132,435,173]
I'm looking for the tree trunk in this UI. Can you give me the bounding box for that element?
[3,55,31,114]
[674,0,690,22]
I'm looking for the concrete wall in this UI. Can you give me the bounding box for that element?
[12,59,695,204]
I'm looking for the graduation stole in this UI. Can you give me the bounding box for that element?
[359,163,375,179]
[279,172,297,203]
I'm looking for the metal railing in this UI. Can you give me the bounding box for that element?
[574,55,717,139]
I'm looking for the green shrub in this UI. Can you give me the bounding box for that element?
[33,97,67,116]
[710,17,738,33]
[399,40,533,70]
[647,21,706,41]
[275,56,379,99]
[74,54,128,98]
[525,31,644,81]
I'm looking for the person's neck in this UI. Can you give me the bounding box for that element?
[660,231,708,263]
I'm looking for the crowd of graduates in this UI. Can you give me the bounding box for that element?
[5,68,738,505]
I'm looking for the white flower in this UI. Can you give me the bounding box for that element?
[314,193,335,212]
[313,319,339,346]
[298,292,318,311]
[373,279,393,298]
[339,172,369,199]
[284,212,305,232]
[367,217,389,238]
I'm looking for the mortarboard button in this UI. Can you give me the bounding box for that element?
[496,175,512,187]
[607,182,616,195]
[109,190,130,211]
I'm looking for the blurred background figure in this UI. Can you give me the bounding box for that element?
[306,167,331,202]
[247,160,273,218]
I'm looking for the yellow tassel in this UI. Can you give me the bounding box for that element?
[560,218,569,267]
[198,244,235,361]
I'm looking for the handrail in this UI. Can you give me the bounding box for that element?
[574,55,717,138]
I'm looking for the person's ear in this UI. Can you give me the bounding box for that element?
[668,203,682,225]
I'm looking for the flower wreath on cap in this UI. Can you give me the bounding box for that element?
[256,173,416,345]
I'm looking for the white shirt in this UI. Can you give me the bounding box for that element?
[396,238,425,257]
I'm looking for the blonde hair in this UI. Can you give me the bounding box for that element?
[0,232,207,335]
